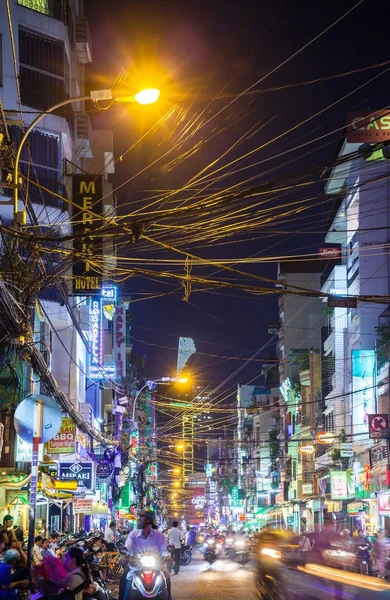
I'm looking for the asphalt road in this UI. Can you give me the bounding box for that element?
[171,557,256,600]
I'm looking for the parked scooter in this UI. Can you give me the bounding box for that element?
[180,544,193,566]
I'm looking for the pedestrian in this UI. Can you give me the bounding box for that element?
[33,536,43,567]
[49,532,60,556]
[168,520,182,575]
[41,538,55,559]
[299,532,311,554]
[0,550,28,600]
[104,521,117,552]
[0,518,16,547]
[186,527,197,546]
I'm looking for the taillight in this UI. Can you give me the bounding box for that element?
[141,570,155,590]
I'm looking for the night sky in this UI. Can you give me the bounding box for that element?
[85,0,390,398]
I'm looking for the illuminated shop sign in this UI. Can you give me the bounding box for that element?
[280,378,291,402]
[191,496,206,510]
[89,286,117,380]
[72,175,103,295]
[298,444,315,455]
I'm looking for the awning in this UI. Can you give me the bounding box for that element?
[323,406,334,416]
[0,473,31,489]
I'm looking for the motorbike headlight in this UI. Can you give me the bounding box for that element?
[216,543,222,550]
[235,541,245,548]
[226,538,234,544]
[141,556,156,567]
[260,547,281,560]
[206,540,215,546]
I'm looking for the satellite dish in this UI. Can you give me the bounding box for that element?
[14,395,63,444]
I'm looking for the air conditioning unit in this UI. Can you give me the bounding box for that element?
[75,17,92,63]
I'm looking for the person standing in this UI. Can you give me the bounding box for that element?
[186,527,197,546]
[104,522,117,552]
[168,521,182,575]
[33,536,43,567]
[0,517,16,547]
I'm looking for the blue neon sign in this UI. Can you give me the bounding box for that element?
[88,286,117,380]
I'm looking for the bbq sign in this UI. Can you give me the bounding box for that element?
[347,111,390,143]
[72,175,103,295]
[59,461,93,491]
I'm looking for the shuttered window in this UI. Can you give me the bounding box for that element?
[19,27,67,110]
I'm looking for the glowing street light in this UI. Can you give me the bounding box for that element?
[132,375,190,423]
[134,88,161,105]
[12,87,161,225]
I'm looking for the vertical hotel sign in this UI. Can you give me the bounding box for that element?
[72,175,103,295]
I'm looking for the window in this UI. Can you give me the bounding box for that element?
[19,28,67,111]
[17,0,67,22]
[9,125,64,209]
[325,410,335,433]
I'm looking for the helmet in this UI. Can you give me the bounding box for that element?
[138,510,156,527]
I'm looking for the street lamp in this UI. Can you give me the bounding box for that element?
[132,376,189,424]
[12,87,160,225]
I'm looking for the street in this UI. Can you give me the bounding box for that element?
[171,558,256,600]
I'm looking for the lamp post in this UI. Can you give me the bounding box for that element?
[12,87,160,225]
[131,376,188,510]
[131,376,188,424]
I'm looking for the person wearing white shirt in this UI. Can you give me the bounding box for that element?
[33,536,43,567]
[167,521,182,575]
[104,521,117,552]
[120,511,170,600]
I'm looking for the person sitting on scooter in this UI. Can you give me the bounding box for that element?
[119,511,171,600]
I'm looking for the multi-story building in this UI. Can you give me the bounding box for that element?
[236,380,280,525]
[319,128,390,533]
[277,262,324,520]
[0,1,119,531]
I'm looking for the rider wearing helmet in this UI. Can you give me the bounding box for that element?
[119,511,170,600]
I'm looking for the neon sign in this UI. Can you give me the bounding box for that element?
[89,286,117,380]
[191,496,206,510]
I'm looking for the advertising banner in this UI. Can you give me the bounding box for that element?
[330,470,354,500]
[352,350,376,438]
[114,304,126,379]
[16,435,44,462]
[47,418,76,454]
[347,111,390,143]
[73,498,94,514]
[378,491,390,516]
[59,461,93,491]
[72,175,103,295]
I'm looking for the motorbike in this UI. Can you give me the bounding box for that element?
[354,543,371,575]
[224,537,236,561]
[234,539,250,567]
[180,544,193,566]
[125,554,169,600]
[84,553,111,600]
[204,538,220,568]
